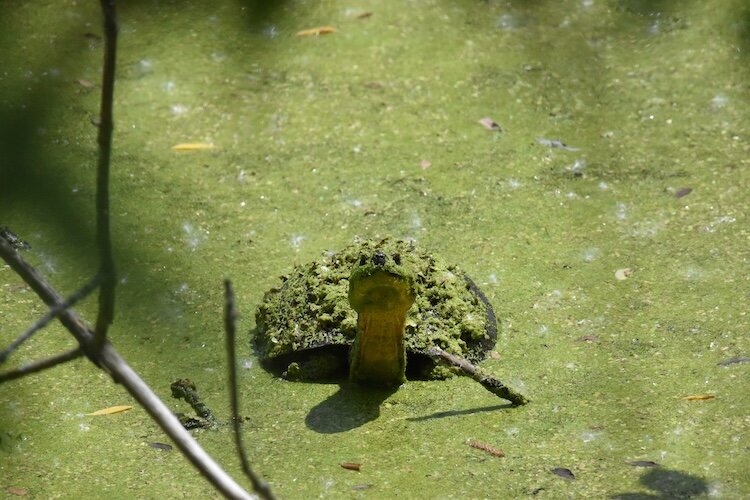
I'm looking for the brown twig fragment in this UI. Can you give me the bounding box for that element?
[467,439,505,458]
[426,347,529,406]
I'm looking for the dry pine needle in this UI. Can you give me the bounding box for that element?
[86,405,133,416]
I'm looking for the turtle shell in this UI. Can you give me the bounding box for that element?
[253,238,497,379]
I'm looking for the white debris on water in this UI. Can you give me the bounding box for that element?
[704,215,736,233]
[582,430,602,443]
[182,222,207,250]
[614,202,628,220]
[582,247,600,262]
[290,234,306,249]
[170,104,189,116]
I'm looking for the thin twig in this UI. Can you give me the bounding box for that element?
[0,237,99,360]
[0,347,83,383]
[0,239,253,498]
[0,275,101,364]
[224,280,275,500]
[427,347,529,406]
[93,0,118,345]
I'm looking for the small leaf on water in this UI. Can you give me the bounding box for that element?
[717,356,750,366]
[551,467,575,480]
[536,137,580,151]
[171,143,215,151]
[615,268,633,280]
[77,79,95,89]
[296,26,336,36]
[149,442,173,451]
[576,335,600,342]
[682,394,715,401]
[478,117,502,131]
[86,405,133,416]
[628,460,660,468]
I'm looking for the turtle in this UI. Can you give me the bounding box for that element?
[253,238,528,405]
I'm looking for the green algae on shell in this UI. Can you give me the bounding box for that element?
[253,238,497,380]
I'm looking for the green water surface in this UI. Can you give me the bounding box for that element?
[1,0,749,498]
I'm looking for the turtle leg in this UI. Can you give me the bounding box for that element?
[426,347,529,406]
[282,351,347,381]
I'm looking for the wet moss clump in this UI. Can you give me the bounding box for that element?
[254,238,497,379]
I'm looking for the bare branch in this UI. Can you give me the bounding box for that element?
[93,0,118,345]
[0,238,253,498]
[0,237,99,360]
[224,280,275,500]
[427,347,529,406]
[0,274,100,364]
[0,348,83,383]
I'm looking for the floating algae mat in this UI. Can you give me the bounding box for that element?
[1,0,748,498]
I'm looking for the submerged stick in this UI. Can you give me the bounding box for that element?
[224,280,275,500]
[93,0,118,345]
[427,347,529,406]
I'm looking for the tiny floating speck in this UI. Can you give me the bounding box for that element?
[536,137,580,151]
[628,460,659,468]
[171,143,215,151]
[296,26,336,36]
[682,394,715,401]
[478,117,502,131]
[149,442,173,451]
[551,467,575,480]
[717,356,750,366]
[576,335,599,342]
[615,268,633,280]
[5,486,28,497]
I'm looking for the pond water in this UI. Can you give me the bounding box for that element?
[1,0,749,498]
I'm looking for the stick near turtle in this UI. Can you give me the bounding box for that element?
[426,347,529,406]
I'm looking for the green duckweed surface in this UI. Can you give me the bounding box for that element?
[1,0,749,498]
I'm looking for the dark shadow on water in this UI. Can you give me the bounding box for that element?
[616,0,685,16]
[407,404,514,422]
[611,468,708,499]
[305,384,397,434]
[738,5,750,60]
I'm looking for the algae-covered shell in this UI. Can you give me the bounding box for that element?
[253,238,497,379]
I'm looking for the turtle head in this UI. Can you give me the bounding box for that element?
[348,249,416,314]
[348,245,416,386]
